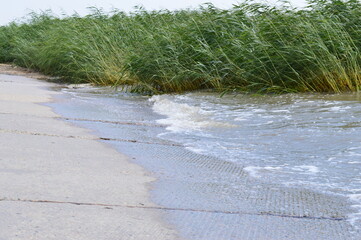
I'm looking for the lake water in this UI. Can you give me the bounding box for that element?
[51,86,361,237]
[149,92,361,227]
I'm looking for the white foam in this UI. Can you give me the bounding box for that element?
[234,112,253,121]
[243,166,262,178]
[347,152,361,157]
[349,194,361,202]
[234,117,247,121]
[149,95,234,132]
[329,106,351,112]
[252,109,266,113]
[291,165,320,174]
[347,194,361,228]
[185,146,206,154]
[66,83,93,89]
[272,110,290,113]
[244,166,282,178]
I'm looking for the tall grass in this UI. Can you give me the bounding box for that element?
[0,0,360,93]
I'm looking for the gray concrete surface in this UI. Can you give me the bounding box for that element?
[0,74,179,240]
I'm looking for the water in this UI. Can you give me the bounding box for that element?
[51,86,361,234]
[149,92,361,227]
[150,93,361,227]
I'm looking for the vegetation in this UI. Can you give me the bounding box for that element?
[0,0,360,94]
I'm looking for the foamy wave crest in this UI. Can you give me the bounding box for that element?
[149,95,234,132]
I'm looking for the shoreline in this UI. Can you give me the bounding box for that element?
[54,83,354,240]
[0,65,179,239]
[2,64,360,239]
[54,82,360,239]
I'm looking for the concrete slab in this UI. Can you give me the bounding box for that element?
[0,113,92,137]
[0,201,176,240]
[0,72,179,239]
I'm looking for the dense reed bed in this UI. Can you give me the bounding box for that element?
[0,0,360,93]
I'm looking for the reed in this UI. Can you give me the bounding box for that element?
[0,0,360,93]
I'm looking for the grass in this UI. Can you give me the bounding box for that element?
[0,0,360,94]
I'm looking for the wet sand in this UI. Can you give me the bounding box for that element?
[0,65,178,239]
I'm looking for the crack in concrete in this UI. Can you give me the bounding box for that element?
[0,128,182,147]
[0,112,164,128]
[0,197,347,221]
[58,117,165,128]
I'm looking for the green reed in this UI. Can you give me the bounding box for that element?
[0,0,360,93]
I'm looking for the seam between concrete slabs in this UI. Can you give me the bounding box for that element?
[0,128,182,147]
[0,198,347,221]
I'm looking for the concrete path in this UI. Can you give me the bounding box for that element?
[0,72,178,239]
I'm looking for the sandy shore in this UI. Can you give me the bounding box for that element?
[0,65,178,239]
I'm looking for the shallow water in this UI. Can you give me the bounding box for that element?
[150,92,361,226]
[51,86,361,236]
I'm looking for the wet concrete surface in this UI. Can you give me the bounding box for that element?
[104,135,357,240]
[49,89,361,240]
